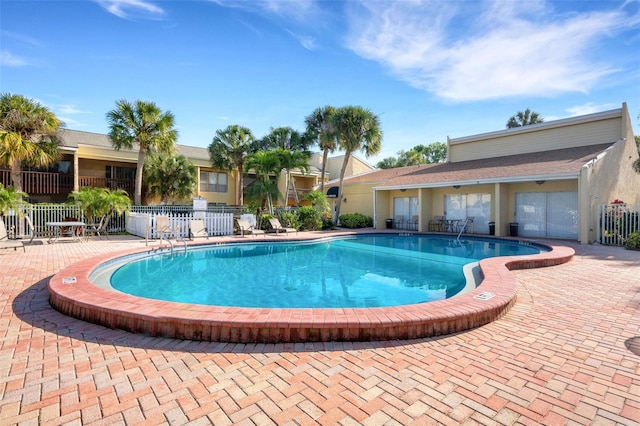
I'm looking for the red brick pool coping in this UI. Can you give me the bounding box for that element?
[48,234,575,343]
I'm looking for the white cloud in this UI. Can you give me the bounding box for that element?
[56,104,90,115]
[95,0,165,20]
[344,0,639,102]
[0,50,28,67]
[566,102,618,117]
[286,30,317,51]
[210,0,321,23]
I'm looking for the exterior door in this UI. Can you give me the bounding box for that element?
[515,192,578,239]
[445,193,491,233]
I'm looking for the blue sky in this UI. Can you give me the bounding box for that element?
[2,0,639,164]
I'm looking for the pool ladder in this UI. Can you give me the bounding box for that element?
[456,219,469,241]
[147,226,187,255]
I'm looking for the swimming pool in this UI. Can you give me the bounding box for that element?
[49,231,572,343]
[99,235,544,309]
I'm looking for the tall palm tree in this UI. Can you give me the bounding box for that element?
[305,106,336,192]
[331,106,382,221]
[260,126,311,152]
[208,125,256,206]
[244,150,281,214]
[143,154,196,204]
[0,93,62,194]
[106,99,178,205]
[506,108,544,128]
[275,148,310,207]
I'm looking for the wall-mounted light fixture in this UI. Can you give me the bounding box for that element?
[535,180,545,185]
[343,198,347,203]
[400,188,407,192]
[453,185,461,189]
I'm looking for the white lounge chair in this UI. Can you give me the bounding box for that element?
[0,218,25,252]
[189,219,209,240]
[236,218,265,237]
[268,218,297,235]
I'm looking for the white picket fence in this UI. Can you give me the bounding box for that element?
[598,203,640,246]
[126,212,234,239]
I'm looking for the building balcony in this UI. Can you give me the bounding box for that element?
[0,169,134,197]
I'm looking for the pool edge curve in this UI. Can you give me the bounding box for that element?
[48,234,575,343]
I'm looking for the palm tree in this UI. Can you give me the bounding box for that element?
[331,106,382,221]
[305,106,336,192]
[0,93,62,194]
[143,154,196,204]
[69,187,131,232]
[208,125,256,206]
[106,99,178,205]
[0,183,27,216]
[244,150,281,214]
[275,148,310,207]
[260,126,312,152]
[506,108,544,128]
[376,157,400,169]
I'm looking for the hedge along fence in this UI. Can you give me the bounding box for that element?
[598,202,640,246]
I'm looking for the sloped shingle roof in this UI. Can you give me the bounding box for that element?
[333,143,612,189]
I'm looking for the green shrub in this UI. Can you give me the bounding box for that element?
[338,213,373,229]
[296,206,322,231]
[321,211,334,230]
[276,211,299,230]
[625,232,640,250]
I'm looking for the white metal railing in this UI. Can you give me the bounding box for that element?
[598,203,640,246]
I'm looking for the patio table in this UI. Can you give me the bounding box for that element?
[46,221,85,244]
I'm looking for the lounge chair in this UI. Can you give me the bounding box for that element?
[154,215,181,239]
[236,218,265,237]
[189,219,209,240]
[23,215,36,244]
[268,218,297,235]
[0,218,25,252]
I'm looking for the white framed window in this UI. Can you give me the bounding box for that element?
[200,172,228,193]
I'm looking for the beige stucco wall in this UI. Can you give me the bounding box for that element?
[78,159,136,178]
[449,110,623,163]
[577,108,640,242]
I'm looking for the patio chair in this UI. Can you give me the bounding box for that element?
[268,218,298,235]
[0,218,25,252]
[407,215,419,231]
[429,216,445,232]
[189,219,209,240]
[393,215,405,229]
[236,218,265,237]
[84,215,109,240]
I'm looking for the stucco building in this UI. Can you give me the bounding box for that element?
[328,103,639,244]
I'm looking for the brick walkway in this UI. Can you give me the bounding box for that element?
[1,234,639,425]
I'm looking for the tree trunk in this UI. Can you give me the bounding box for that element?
[10,159,23,194]
[134,148,146,205]
[320,148,329,193]
[236,164,244,206]
[335,151,351,223]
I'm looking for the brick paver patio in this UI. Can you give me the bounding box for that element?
[1,234,639,425]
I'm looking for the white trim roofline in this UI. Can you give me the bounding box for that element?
[373,172,580,191]
[448,107,623,145]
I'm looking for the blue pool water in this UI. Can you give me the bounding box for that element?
[105,235,546,308]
